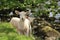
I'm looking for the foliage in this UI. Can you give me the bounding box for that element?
[0,0,60,17]
[0,22,34,40]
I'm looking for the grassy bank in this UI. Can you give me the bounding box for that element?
[0,22,34,40]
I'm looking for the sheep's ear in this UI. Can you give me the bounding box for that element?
[16,13,19,15]
[15,10,19,15]
[16,12,20,15]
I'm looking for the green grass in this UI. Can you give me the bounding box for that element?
[0,22,34,40]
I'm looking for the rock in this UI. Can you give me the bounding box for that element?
[45,36,56,40]
[32,17,60,40]
[42,26,60,39]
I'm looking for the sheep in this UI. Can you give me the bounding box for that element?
[10,17,32,36]
[10,11,34,36]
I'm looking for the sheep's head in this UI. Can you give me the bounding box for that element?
[20,11,27,20]
[15,10,35,22]
[15,11,26,20]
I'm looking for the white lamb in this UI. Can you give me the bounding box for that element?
[10,11,35,36]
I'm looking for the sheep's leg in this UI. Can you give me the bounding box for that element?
[26,29,29,36]
[29,25,32,36]
[24,28,29,36]
[17,28,24,35]
[16,28,21,35]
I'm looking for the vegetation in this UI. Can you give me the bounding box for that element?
[0,0,60,22]
[0,0,59,15]
[0,22,34,40]
[0,0,60,40]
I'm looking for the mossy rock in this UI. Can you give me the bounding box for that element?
[42,26,60,37]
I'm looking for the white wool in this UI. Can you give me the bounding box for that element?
[24,19,30,29]
[24,18,31,36]
[10,17,32,36]
[10,10,35,36]
[10,17,20,29]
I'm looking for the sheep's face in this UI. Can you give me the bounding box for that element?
[19,11,27,20]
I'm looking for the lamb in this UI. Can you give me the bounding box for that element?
[10,11,31,36]
[10,17,32,36]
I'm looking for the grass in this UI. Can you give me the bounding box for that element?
[0,22,34,40]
